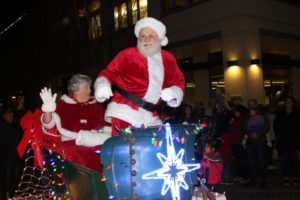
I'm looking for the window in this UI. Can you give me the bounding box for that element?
[132,0,138,24]
[114,0,148,30]
[88,0,102,40]
[121,3,128,28]
[88,14,102,40]
[114,6,119,30]
[139,0,148,19]
[114,3,128,30]
[76,0,102,40]
[131,0,148,25]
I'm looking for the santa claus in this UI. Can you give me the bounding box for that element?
[94,17,185,136]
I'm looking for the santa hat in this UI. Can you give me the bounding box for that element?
[134,17,168,46]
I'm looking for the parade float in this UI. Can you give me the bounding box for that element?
[12,109,226,200]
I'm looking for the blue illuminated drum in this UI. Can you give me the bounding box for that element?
[101,123,200,200]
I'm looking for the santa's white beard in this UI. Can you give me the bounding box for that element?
[137,40,161,57]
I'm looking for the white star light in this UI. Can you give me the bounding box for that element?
[142,123,200,200]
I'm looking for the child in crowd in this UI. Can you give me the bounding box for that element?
[198,139,224,191]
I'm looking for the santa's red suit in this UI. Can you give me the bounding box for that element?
[42,95,107,172]
[95,47,185,135]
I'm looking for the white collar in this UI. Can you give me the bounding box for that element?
[61,94,96,104]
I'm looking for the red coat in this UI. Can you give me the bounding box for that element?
[97,47,185,127]
[56,96,106,132]
[200,153,223,185]
[43,95,106,172]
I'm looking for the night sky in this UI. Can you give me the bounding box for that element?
[0,1,27,33]
[0,1,43,107]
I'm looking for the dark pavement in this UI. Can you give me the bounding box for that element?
[219,161,300,200]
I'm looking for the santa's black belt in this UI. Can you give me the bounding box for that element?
[115,86,157,112]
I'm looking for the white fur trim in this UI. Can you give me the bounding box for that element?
[75,127,112,147]
[41,113,61,138]
[41,103,56,113]
[61,94,96,104]
[161,37,168,46]
[105,102,161,127]
[61,94,76,104]
[165,86,184,107]
[143,53,164,104]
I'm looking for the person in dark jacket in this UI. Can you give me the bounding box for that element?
[0,105,23,200]
[274,96,300,186]
[243,99,269,189]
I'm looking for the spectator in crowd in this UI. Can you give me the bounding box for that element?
[265,105,276,169]
[198,139,223,191]
[0,105,23,200]
[274,96,300,186]
[219,109,234,185]
[230,104,249,182]
[243,99,269,189]
[204,98,218,138]
[191,101,205,123]
[40,74,111,172]
[175,103,194,124]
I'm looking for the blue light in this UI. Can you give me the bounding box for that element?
[142,123,200,200]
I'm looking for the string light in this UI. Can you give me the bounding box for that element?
[0,13,26,36]
[11,146,71,200]
[142,123,200,200]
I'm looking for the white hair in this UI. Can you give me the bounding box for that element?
[67,74,91,94]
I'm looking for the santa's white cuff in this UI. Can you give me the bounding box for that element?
[165,86,183,107]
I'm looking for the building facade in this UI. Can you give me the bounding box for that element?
[153,0,300,107]
[51,0,300,108]
[7,0,299,110]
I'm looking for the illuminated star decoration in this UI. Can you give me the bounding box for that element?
[142,123,200,200]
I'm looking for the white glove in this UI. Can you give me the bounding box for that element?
[76,128,112,147]
[95,85,113,103]
[40,87,57,112]
[160,88,174,102]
